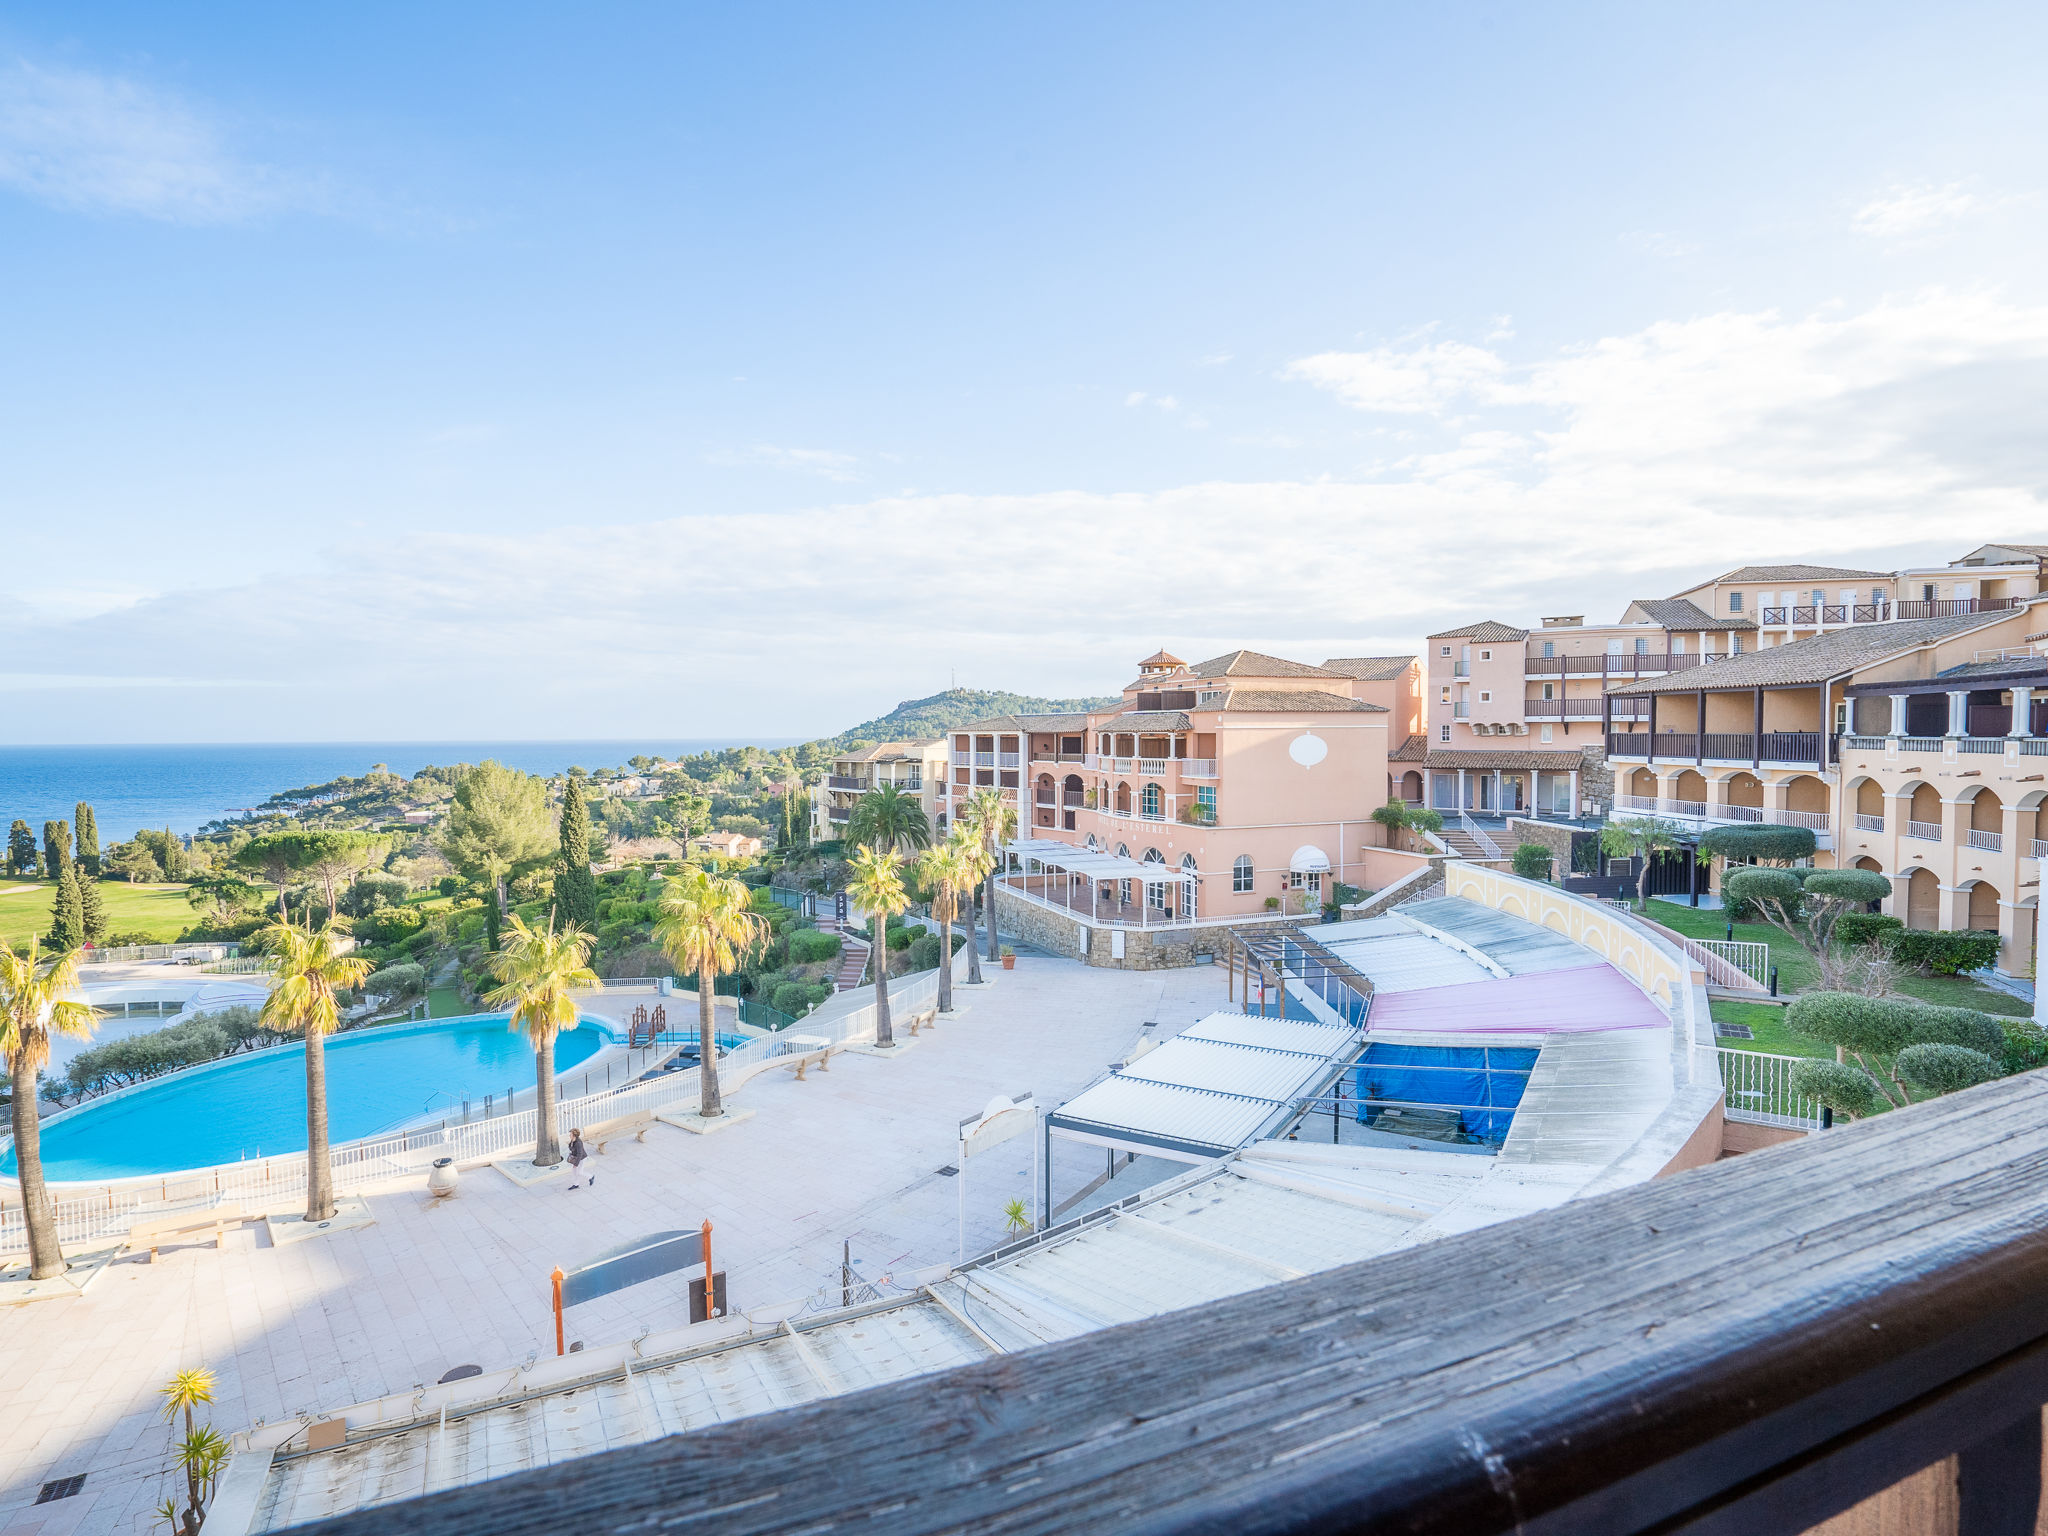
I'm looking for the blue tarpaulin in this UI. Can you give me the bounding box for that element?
[1353,1043,1537,1144]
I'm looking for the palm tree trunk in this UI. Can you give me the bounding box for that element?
[304,1027,336,1223]
[697,970,723,1117]
[12,1055,65,1280]
[532,1028,561,1164]
[964,891,984,985]
[871,911,894,1047]
[937,903,954,1013]
[983,866,1000,961]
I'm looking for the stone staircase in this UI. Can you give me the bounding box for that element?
[827,927,871,992]
[1437,827,1492,860]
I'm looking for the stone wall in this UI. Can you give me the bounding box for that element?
[1579,741,1615,810]
[993,888,1297,972]
[1506,817,1575,877]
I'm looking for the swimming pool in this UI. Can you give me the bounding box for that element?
[3,1014,610,1183]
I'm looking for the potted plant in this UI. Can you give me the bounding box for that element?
[1000,945,1016,971]
[1263,896,1280,912]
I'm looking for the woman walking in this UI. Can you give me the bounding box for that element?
[566,1127,591,1188]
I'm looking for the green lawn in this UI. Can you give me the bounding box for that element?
[1710,999,1832,1058]
[0,878,199,949]
[1644,900,2028,1017]
[426,982,467,1018]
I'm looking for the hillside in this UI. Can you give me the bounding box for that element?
[824,687,1121,750]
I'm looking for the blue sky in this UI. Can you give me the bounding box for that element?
[3,3,2046,742]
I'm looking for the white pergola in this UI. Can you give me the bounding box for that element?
[1005,837,1200,927]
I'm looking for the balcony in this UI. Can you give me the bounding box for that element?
[1524,696,1606,719]
[2033,839,2048,860]
[1905,820,1942,842]
[1181,758,1218,778]
[974,752,996,767]
[950,750,970,766]
[1137,757,1169,775]
[1854,813,1885,832]
[1606,731,1824,764]
[998,752,1020,769]
[1967,828,2004,852]
[1453,704,1470,719]
[1760,596,2018,626]
[1611,794,1828,831]
[827,775,865,791]
[1453,661,1471,677]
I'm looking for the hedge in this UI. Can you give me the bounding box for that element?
[1835,912,1904,950]
[1699,825,1818,864]
[787,929,842,964]
[1892,929,2001,976]
[1895,1042,1999,1094]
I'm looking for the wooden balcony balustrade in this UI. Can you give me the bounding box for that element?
[297,1073,2048,1536]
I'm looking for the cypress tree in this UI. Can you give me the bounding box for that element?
[42,819,71,881]
[6,819,34,877]
[47,862,85,950]
[555,782,599,929]
[78,872,108,944]
[486,890,503,952]
[75,802,100,877]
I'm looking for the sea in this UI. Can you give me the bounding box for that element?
[0,740,799,844]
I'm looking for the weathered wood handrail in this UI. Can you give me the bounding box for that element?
[285,1071,2048,1536]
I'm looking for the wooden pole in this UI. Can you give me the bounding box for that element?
[552,1266,566,1356]
[702,1219,715,1318]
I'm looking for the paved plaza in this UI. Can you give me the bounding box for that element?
[0,957,1231,1536]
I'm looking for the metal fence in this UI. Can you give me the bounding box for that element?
[0,954,961,1257]
[1696,938,1770,985]
[78,943,239,966]
[1717,1048,1823,1129]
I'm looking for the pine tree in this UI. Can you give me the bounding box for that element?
[47,862,85,950]
[42,820,71,881]
[6,820,34,877]
[554,782,599,929]
[78,873,108,944]
[74,802,100,878]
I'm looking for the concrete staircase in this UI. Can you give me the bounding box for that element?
[828,927,871,992]
[1437,827,1491,860]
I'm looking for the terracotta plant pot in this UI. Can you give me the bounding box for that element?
[1002,955,1016,970]
[428,1157,460,1199]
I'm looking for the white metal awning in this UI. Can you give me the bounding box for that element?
[1289,844,1332,873]
[1007,838,1193,884]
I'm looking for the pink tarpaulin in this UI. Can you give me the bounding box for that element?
[1365,964,1669,1035]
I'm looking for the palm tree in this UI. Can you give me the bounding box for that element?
[259,921,371,1223]
[960,788,1017,964]
[847,845,910,1047]
[484,914,601,1167]
[653,867,768,1118]
[844,783,930,860]
[0,940,97,1280]
[952,834,992,985]
[916,832,975,1014]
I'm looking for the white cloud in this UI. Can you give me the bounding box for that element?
[0,59,305,222]
[1284,339,1508,413]
[706,444,862,481]
[8,290,2047,740]
[1852,182,1983,239]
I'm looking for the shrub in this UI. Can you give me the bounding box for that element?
[1721,866,1805,916]
[1407,808,1444,835]
[1900,1004,2006,1058]
[887,926,915,952]
[347,872,411,916]
[354,905,427,944]
[770,981,813,1014]
[1789,1058,1885,1118]
[1895,1043,2000,1095]
[1785,991,1916,1057]
[1892,929,2002,976]
[1999,1018,2048,1076]
[1511,844,1552,881]
[1699,825,1818,865]
[362,962,426,998]
[437,875,461,897]
[787,929,842,964]
[1835,912,1904,951]
[906,933,941,970]
[1801,868,1893,905]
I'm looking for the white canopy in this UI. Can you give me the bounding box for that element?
[1289,844,1332,874]
[1007,837,1195,884]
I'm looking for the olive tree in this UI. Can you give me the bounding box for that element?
[1786,990,2005,1113]
[1721,865,1893,991]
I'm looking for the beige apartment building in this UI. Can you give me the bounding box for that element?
[1604,598,2048,976]
[934,649,1421,947]
[811,739,948,841]
[1420,545,2045,819]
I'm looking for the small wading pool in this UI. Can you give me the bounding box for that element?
[2,1014,609,1183]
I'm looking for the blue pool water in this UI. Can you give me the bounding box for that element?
[4,1015,609,1182]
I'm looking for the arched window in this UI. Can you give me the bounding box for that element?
[1116,843,1131,859]
[1143,849,1166,910]
[1115,781,1132,814]
[1085,833,1099,851]
[1142,783,1162,819]
[1232,855,1254,894]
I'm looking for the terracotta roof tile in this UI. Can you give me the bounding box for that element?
[1218,689,1386,713]
[1422,748,1593,770]
[1426,620,1531,642]
[1319,655,1417,680]
[1607,610,2031,694]
[1186,649,1345,679]
[1624,598,1757,633]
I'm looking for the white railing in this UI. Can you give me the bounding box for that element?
[1958,738,2007,755]
[1773,809,1833,830]
[1458,813,1504,861]
[77,943,237,966]
[1967,828,2004,851]
[1854,813,1885,832]
[1180,758,1218,778]
[1137,758,1169,776]
[2033,839,2048,860]
[1905,820,1942,842]
[1666,799,1707,818]
[1696,938,1770,986]
[1899,737,1945,753]
[974,752,996,767]
[200,956,274,976]
[1843,736,1887,750]
[1714,804,1764,822]
[998,753,1020,769]
[0,959,963,1258]
[951,751,970,766]
[1717,1049,1824,1130]
[1615,795,1660,815]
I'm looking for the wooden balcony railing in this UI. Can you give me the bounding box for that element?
[306,1075,2048,1536]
